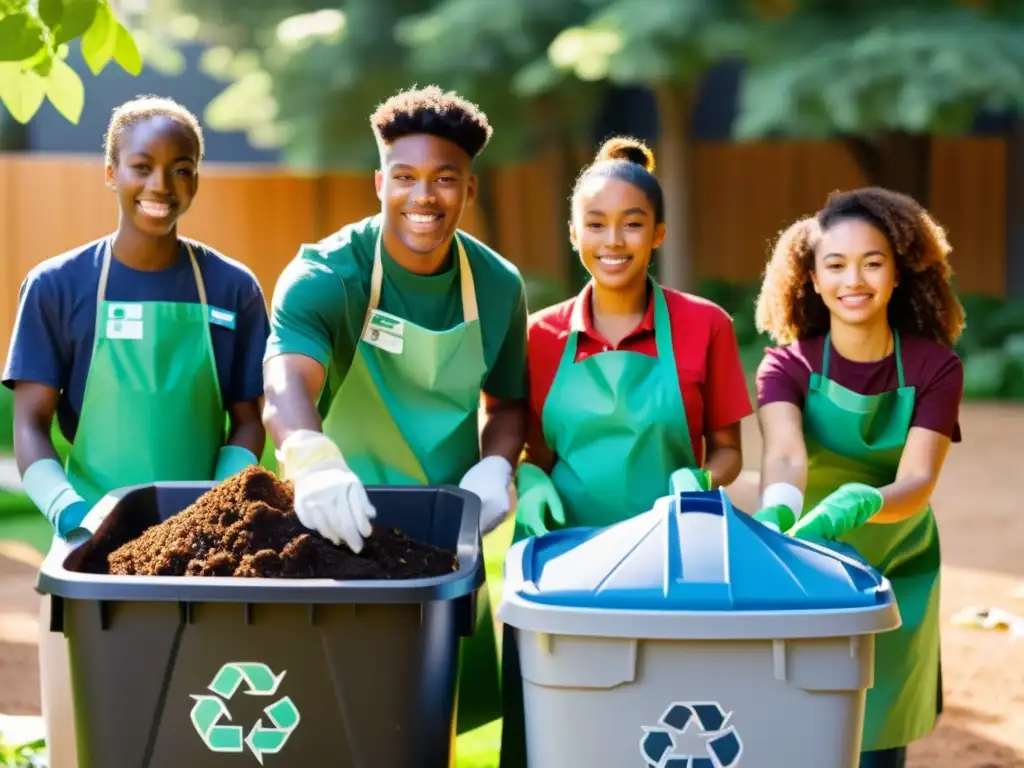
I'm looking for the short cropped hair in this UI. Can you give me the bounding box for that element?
[103,95,204,166]
[369,85,492,161]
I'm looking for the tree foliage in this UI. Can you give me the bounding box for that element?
[736,3,1024,140]
[167,0,604,170]
[0,0,141,124]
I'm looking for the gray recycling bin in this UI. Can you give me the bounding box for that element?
[498,489,901,768]
[36,481,484,768]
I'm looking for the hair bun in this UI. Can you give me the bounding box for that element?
[595,136,655,172]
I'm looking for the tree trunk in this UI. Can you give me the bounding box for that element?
[1005,118,1024,298]
[653,83,696,291]
[844,131,932,205]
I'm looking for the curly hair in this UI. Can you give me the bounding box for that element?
[103,95,204,166]
[755,186,966,347]
[369,85,492,161]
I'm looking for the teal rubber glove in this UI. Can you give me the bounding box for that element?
[22,458,91,540]
[56,500,90,540]
[669,467,712,494]
[214,446,260,482]
[788,482,884,542]
[753,504,796,533]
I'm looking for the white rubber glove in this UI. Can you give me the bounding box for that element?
[459,456,513,535]
[277,430,376,553]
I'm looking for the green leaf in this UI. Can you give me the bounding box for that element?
[39,0,65,29]
[80,0,116,74]
[0,64,47,123]
[0,12,46,62]
[45,56,84,122]
[113,22,142,74]
[53,0,98,45]
[27,45,55,77]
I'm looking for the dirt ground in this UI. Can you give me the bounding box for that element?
[1,403,1022,766]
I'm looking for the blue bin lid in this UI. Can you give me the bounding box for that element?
[508,490,892,613]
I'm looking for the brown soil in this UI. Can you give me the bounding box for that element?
[91,466,457,580]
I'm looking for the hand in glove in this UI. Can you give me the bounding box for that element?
[753,504,796,533]
[669,467,712,495]
[788,482,884,542]
[459,456,513,535]
[754,481,804,533]
[278,430,376,553]
[22,458,90,540]
[514,462,565,539]
[214,446,260,482]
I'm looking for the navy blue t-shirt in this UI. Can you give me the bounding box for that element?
[2,236,270,444]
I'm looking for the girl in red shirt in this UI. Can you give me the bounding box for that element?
[753,187,965,768]
[499,137,752,767]
[516,136,753,534]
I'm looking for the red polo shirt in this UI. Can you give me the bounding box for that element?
[526,283,753,466]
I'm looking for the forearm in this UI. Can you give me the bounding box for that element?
[14,416,59,474]
[704,445,742,489]
[759,453,807,495]
[480,396,527,467]
[262,356,326,449]
[263,393,322,448]
[873,474,936,524]
[14,397,84,527]
[225,399,267,457]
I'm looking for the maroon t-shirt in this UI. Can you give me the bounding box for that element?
[756,333,963,442]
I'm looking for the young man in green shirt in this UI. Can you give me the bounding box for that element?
[262,86,527,734]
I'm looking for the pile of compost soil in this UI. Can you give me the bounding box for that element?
[99,466,457,579]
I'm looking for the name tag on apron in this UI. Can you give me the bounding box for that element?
[208,306,237,330]
[106,303,143,340]
[363,309,405,354]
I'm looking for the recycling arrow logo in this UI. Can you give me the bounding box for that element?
[190,662,300,764]
[640,701,743,767]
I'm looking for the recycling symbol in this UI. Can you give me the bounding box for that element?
[639,701,743,768]
[190,662,300,764]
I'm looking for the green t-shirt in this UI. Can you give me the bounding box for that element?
[266,214,528,412]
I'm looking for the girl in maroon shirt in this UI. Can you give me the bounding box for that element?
[753,187,965,768]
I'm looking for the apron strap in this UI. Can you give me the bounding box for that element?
[183,242,209,308]
[649,279,675,364]
[365,232,477,338]
[98,239,209,307]
[822,330,904,387]
[893,330,905,388]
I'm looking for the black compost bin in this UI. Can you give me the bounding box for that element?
[36,481,484,768]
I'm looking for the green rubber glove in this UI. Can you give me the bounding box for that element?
[514,462,565,539]
[788,483,884,542]
[753,504,796,533]
[214,446,260,482]
[669,467,712,494]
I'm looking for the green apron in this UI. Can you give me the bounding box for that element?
[501,279,698,767]
[320,230,502,735]
[803,331,941,752]
[517,278,697,536]
[66,239,225,508]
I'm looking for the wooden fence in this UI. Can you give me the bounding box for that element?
[0,136,1007,352]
